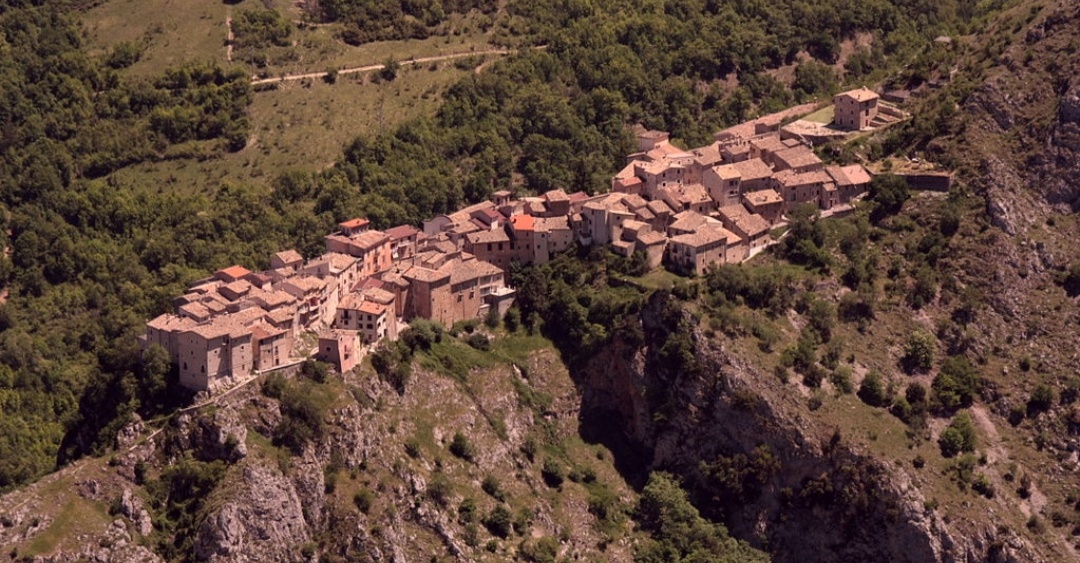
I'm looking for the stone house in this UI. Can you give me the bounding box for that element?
[324,230,392,279]
[252,325,292,372]
[742,189,785,224]
[464,228,514,271]
[771,170,835,209]
[385,224,421,261]
[144,313,196,363]
[316,330,361,375]
[771,145,823,174]
[667,224,738,276]
[833,88,879,130]
[270,250,303,272]
[401,252,508,328]
[176,317,254,391]
[825,164,873,203]
[717,205,771,252]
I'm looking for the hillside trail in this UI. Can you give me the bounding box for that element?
[251,45,547,85]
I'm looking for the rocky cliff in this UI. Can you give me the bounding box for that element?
[576,291,1042,563]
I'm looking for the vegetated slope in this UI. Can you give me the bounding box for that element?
[0,0,997,496]
[0,332,765,562]
[879,0,1080,554]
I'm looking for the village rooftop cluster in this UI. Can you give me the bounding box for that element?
[143,89,881,392]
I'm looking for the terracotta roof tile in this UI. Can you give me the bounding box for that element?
[385,224,420,240]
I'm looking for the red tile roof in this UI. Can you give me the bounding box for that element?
[358,301,386,316]
[339,218,370,230]
[384,224,420,240]
[511,214,535,232]
[216,265,252,282]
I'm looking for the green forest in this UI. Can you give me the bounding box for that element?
[0,0,993,495]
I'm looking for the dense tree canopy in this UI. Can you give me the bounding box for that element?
[0,0,1002,491]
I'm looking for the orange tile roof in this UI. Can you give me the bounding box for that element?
[511,214,535,232]
[217,265,252,281]
[358,301,386,316]
[339,218,370,230]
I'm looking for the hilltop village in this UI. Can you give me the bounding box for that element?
[144,89,881,392]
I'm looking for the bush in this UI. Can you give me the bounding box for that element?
[404,438,421,459]
[932,356,980,412]
[273,383,326,455]
[1027,383,1056,416]
[467,332,491,351]
[520,536,559,563]
[938,411,977,457]
[300,358,330,382]
[403,319,443,351]
[353,489,373,513]
[972,473,995,498]
[449,432,475,462]
[484,505,513,538]
[869,174,909,222]
[1063,262,1080,297]
[541,458,565,488]
[380,58,400,81]
[858,371,891,407]
[901,331,935,373]
[830,366,854,395]
[504,308,521,333]
[484,306,501,329]
[427,473,452,507]
[458,497,478,524]
[482,475,506,501]
[262,373,286,399]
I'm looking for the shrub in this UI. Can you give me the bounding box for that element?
[467,332,491,351]
[520,536,559,563]
[938,411,977,457]
[806,298,836,342]
[427,473,452,507]
[482,475,506,502]
[353,489,373,513]
[300,358,330,382]
[1063,262,1080,297]
[972,473,995,498]
[404,438,421,459]
[484,505,513,538]
[541,458,565,488]
[901,331,935,373]
[858,371,891,407]
[273,383,326,455]
[403,319,443,351]
[262,373,286,399]
[520,435,538,462]
[869,174,909,222]
[449,432,475,462]
[513,506,534,535]
[504,308,521,332]
[932,356,980,412]
[484,306,501,329]
[458,497,477,524]
[830,366,854,395]
[1027,383,1056,416]
[380,57,399,81]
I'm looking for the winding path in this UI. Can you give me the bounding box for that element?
[252,48,512,86]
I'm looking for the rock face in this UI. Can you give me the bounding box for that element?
[960,0,1080,213]
[193,462,310,562]
[576,292,1041,563]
